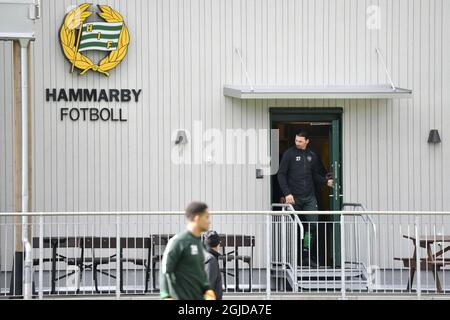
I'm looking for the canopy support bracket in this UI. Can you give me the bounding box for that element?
[375,48,396,91]
[235,48,254,92]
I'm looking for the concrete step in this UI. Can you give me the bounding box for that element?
[295,268,365,279]
[297,280,368,290]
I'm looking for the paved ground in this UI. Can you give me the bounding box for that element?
[3,268,450,298]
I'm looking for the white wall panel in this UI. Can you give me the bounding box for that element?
[0,0,448,214]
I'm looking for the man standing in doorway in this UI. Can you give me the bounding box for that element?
[277,131,333,267]
[160,202,216,300]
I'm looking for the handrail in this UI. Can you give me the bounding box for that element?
[342,203,377,292]
[271,203,303,292]
[342,203,376,235]
[1,210,448,217]
[271,203,304,240]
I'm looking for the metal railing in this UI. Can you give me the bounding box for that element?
[342,203,377,294]
[0,211,293,299]
[1,210,450,299]
[269,204,303,293]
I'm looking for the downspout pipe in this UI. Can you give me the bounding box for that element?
[19,38,29,240]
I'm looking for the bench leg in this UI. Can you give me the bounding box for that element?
[431,267,443,293]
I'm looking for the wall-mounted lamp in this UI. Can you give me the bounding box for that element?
[175,130,188,145]
[256,169,264,179]
[428,129,441,144]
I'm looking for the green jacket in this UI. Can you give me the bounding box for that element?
[160,230,211,300]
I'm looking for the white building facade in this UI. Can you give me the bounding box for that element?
[1,0,449,214]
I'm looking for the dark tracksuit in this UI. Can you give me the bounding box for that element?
[277,147,328,261]
[160,231,211,300]
[204,248,223,300]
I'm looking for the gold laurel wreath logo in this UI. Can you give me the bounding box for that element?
[59,4,129,76]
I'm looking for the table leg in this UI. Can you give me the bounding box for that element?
[407,267,416,291]
[120,248,124,293]
[144,245,151,293]
[51,243,57,294]
[152,260,157,292]
[249,245,253,292]
[77,244,84,294]
[93,263,99,293]
[222,246,227,291]
[235,246,239,292]
[427,243,434,261]
[407,247,417,292]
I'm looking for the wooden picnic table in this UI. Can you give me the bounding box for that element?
[150,233,255,291]
[395,235,450,293]
[32,236,152,294]
[32,234,255,294]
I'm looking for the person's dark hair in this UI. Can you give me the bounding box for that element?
[204,230,221,248]
[185,201,208,221]
[296,131,309,141]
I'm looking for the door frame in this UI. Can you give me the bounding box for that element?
[269,107,343,210]
[270,107,344,266]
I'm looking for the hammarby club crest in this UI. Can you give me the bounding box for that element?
[60,4,129,76]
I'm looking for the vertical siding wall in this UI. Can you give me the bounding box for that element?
[0,0,449,214]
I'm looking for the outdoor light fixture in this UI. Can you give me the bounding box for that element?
[256,169,264,179]
[428,129,441,144]
[175,130,188,145]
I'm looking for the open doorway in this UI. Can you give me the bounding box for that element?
[270,108,343,267]
[271,121,332,210]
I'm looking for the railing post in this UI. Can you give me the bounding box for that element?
[340,213,346,300]
[116,214,121,299]
[293,216,298,292]
[38,214,43,299]
[366,223,372,293]
[266,214,271,300]
[415,216,421,300]
[281,211,286,268]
